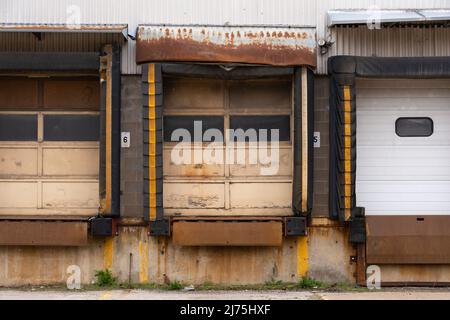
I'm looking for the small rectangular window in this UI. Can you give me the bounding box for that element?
[396,117,433,137]
[44,115,99,141]
[229,115,290,141]
[163,116,224,142]
[0,114,37,141]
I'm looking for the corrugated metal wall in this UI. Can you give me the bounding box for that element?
[0,32,121,52]
[330,25,450,58]
[316,0,450,73]
[1,0,450,74]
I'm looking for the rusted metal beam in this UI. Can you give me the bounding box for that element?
[172,221,283,246]
[136,26,316,67]
[0,221,88,246]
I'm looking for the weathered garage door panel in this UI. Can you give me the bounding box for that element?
[0,147,38,175]
[43,79,99,109]
[0,77,100,217]
[163,76,293,216]
[229,146,292,177]
[42,148,99,176]
[164,183,225,209]
[0,78,38,108]
[42,182,99,209]
[163,77,225,110]
[163,146,225,177]
[0,182,37,208]
[229,79,292,110]
[230,182,292,208]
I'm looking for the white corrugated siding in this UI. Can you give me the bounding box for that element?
[316,0,450,73]
[330,25,450,58]
[1,0,450,73]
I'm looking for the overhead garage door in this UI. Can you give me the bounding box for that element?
[356,79,450,215]
[163,76,293,216]
[0,76,99,216]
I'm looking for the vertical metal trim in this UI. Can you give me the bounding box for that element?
[301,67,309,213]
[99,44,121,217]
[292,67,302,215]
[105,49,112,213]
[111,44,121,217]
[306,68,315,213]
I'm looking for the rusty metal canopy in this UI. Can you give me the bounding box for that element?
[0,23,128,39]
[136,25,316,67]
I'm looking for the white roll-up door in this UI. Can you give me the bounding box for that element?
[356,79,450,216]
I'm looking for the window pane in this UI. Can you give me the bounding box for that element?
[163,116,224,142]
[396,117,433,137]
[44,115,99,141]
[0,114,37,141]
[229,115,290,141]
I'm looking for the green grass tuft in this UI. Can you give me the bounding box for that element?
[94,269,117,287]
[167,281,184,290]
[296,276,325,289]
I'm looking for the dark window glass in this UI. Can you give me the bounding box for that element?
[163,116,224,142]
[44,115,99,141]
[0,114,37,141]
[229,115,290,141]
[395,117,433,137]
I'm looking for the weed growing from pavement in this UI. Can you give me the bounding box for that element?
[94,269,117,287]
[0,277,371,292]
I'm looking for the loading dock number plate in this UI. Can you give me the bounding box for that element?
[314,132,320,148]
[121,132,130,148]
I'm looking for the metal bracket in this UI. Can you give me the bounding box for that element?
[349,210,366,243]
[89,216,118,237]
[284,216,307,236]
[149,218,171,237]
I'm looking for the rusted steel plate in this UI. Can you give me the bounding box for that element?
[172,221,283,246]
[366,216,450,264]
[0,221,88,246]
[136,26,316,67]
[172,216,283,221]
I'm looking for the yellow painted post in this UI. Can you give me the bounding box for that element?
[139,240,149,284]
[343,86,352,221]
[148,64,157,220]
[297,236,308,278]
[103,237,114,270]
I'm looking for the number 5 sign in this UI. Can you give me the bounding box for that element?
[313,132,320,148]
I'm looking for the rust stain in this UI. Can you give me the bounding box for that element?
[136,26,316,67]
